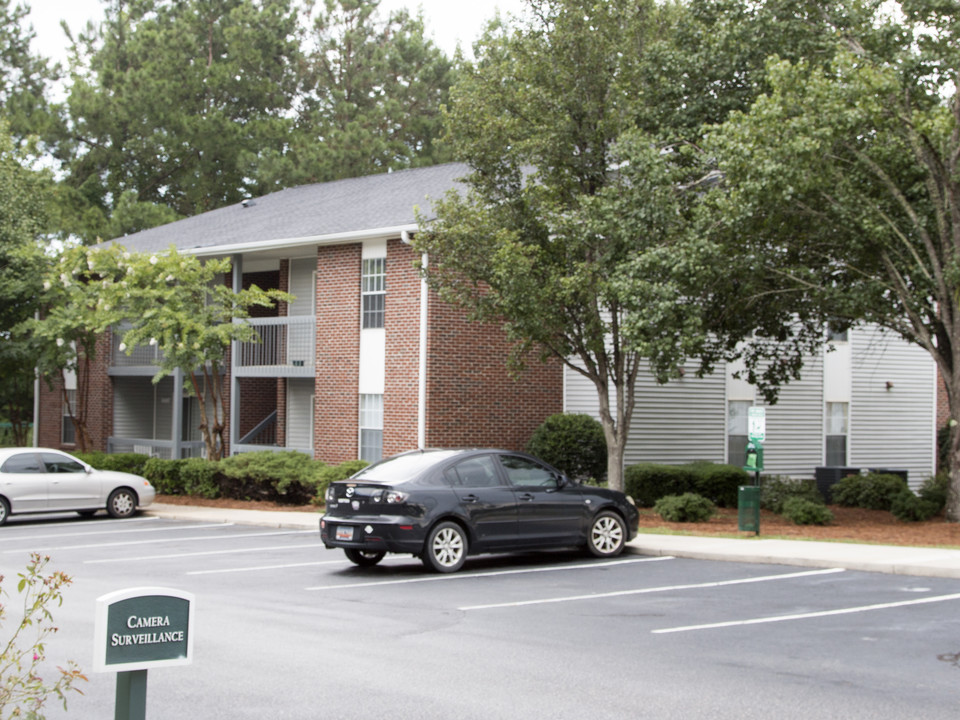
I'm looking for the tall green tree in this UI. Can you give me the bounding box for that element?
[56,0,301,242]
[705,0,960,518]
[415,0,677,492]
[0,0,58,148]
[259,0,456,186]
[0,122,48,445]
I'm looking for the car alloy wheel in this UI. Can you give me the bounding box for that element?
[423,521,468,573]
[344,549,386,567]
[107,488,137,519]
[0,497,8,526]
[587,511,625,558]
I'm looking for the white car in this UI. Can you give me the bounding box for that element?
[0,448,155,525]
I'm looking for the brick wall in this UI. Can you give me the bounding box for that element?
[314,244,361,462]
[36,331,114,452]
[424,299,563,452]
[383,239,421,454]
[237,377,278,440]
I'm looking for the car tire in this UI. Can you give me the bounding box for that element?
[344,549,386,567]
[107,488,137,519]
[77,510,98,518]
[422,521,468,573]
[0,496,8,526]
[587,510,626,558]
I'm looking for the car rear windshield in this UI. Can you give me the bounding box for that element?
[353,450,462,484]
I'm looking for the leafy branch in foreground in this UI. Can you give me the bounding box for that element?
[0,553,87,718]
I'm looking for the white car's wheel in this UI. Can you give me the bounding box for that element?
[0,497,8,526]
[107,488,137,519]
[587,511,626,557]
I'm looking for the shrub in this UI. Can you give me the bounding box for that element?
[526,413,607,484]
[830,473,908,510]
[313,460,369,505]
[781,497,833,526]
[653,493,715,523]
[890,489,941,522]
[179,458,220,499]
[74,451,150,477]
[142,458,188,495]
[624,464,693,507]
[217,451,321,504]
[688,462,748,508]
[761,476,824,514]
[919,472,949,513]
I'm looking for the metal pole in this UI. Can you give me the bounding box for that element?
[115,669,148,720]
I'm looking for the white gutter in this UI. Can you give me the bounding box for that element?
[185,224,420,258]
[402,230,428,450]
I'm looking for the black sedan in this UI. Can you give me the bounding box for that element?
[319,448,639,572]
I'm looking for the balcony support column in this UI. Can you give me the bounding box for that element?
[171,367,183,459]
[229,254,242,456]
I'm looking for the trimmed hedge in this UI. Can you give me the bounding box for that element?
[625,462,748,508]
[761,476,824,514]
[890,489,940,522]
[526,413,607,484]
[781,497,833,526]
[654,493,715,522]
[75,451,151,477]
[830,473,908,511]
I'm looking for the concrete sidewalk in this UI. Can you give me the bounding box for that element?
[145,502,960,580]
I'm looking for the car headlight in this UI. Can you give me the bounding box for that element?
[626,495,636,507]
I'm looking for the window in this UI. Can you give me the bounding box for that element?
[1,452,43,473]
[827,324,848,343]
[361,258,385,329]
[62,389,77,445]
[825,402,848,466]
[40,453,85,473]
[499,455,558,488]
[445,456,501,488]
[728,400,752,466]
[359,394,383,462]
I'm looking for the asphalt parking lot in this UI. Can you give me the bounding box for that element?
[4,513,960,719]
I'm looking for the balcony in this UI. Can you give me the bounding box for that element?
[235,316,315,377]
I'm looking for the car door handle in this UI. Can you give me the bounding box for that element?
[518,493,534,502]
[461,494,479,503]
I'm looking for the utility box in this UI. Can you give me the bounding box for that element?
[738,485,761,534]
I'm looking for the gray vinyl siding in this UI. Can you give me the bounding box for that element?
[849,327,935,488]
[286,378,314,453]
[113,376,174,440]
[288,258,316,316]
[564,361,726,465]
[756,356,824,476]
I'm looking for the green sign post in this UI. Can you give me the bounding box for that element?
[739,407,766,534]
[94,588,195,720]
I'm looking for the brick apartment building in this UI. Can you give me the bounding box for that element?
[33,162,939,486]
[34,164,563,463]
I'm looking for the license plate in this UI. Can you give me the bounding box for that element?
[335,526,354,541]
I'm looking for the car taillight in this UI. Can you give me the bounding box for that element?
[325,485,336,503]
[385,490,408,504]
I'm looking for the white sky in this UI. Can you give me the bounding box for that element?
[28,0,528,66]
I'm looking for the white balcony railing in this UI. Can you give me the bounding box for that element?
[235,316,315,376]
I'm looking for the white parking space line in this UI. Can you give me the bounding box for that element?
[459,567,846,610]
[305,556,673,591]
[187,559,347,575]
[4,529,314,554]
[85,543,323,564]
[0,522,231,543]
[3,516,160,531]
[653,591,960,634]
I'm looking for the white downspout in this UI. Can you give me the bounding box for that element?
[402,230,428,449]
[32,310,39,447]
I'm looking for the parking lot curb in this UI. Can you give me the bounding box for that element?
[627,534,960,580]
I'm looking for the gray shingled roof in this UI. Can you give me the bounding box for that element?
[110,163,470,255]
